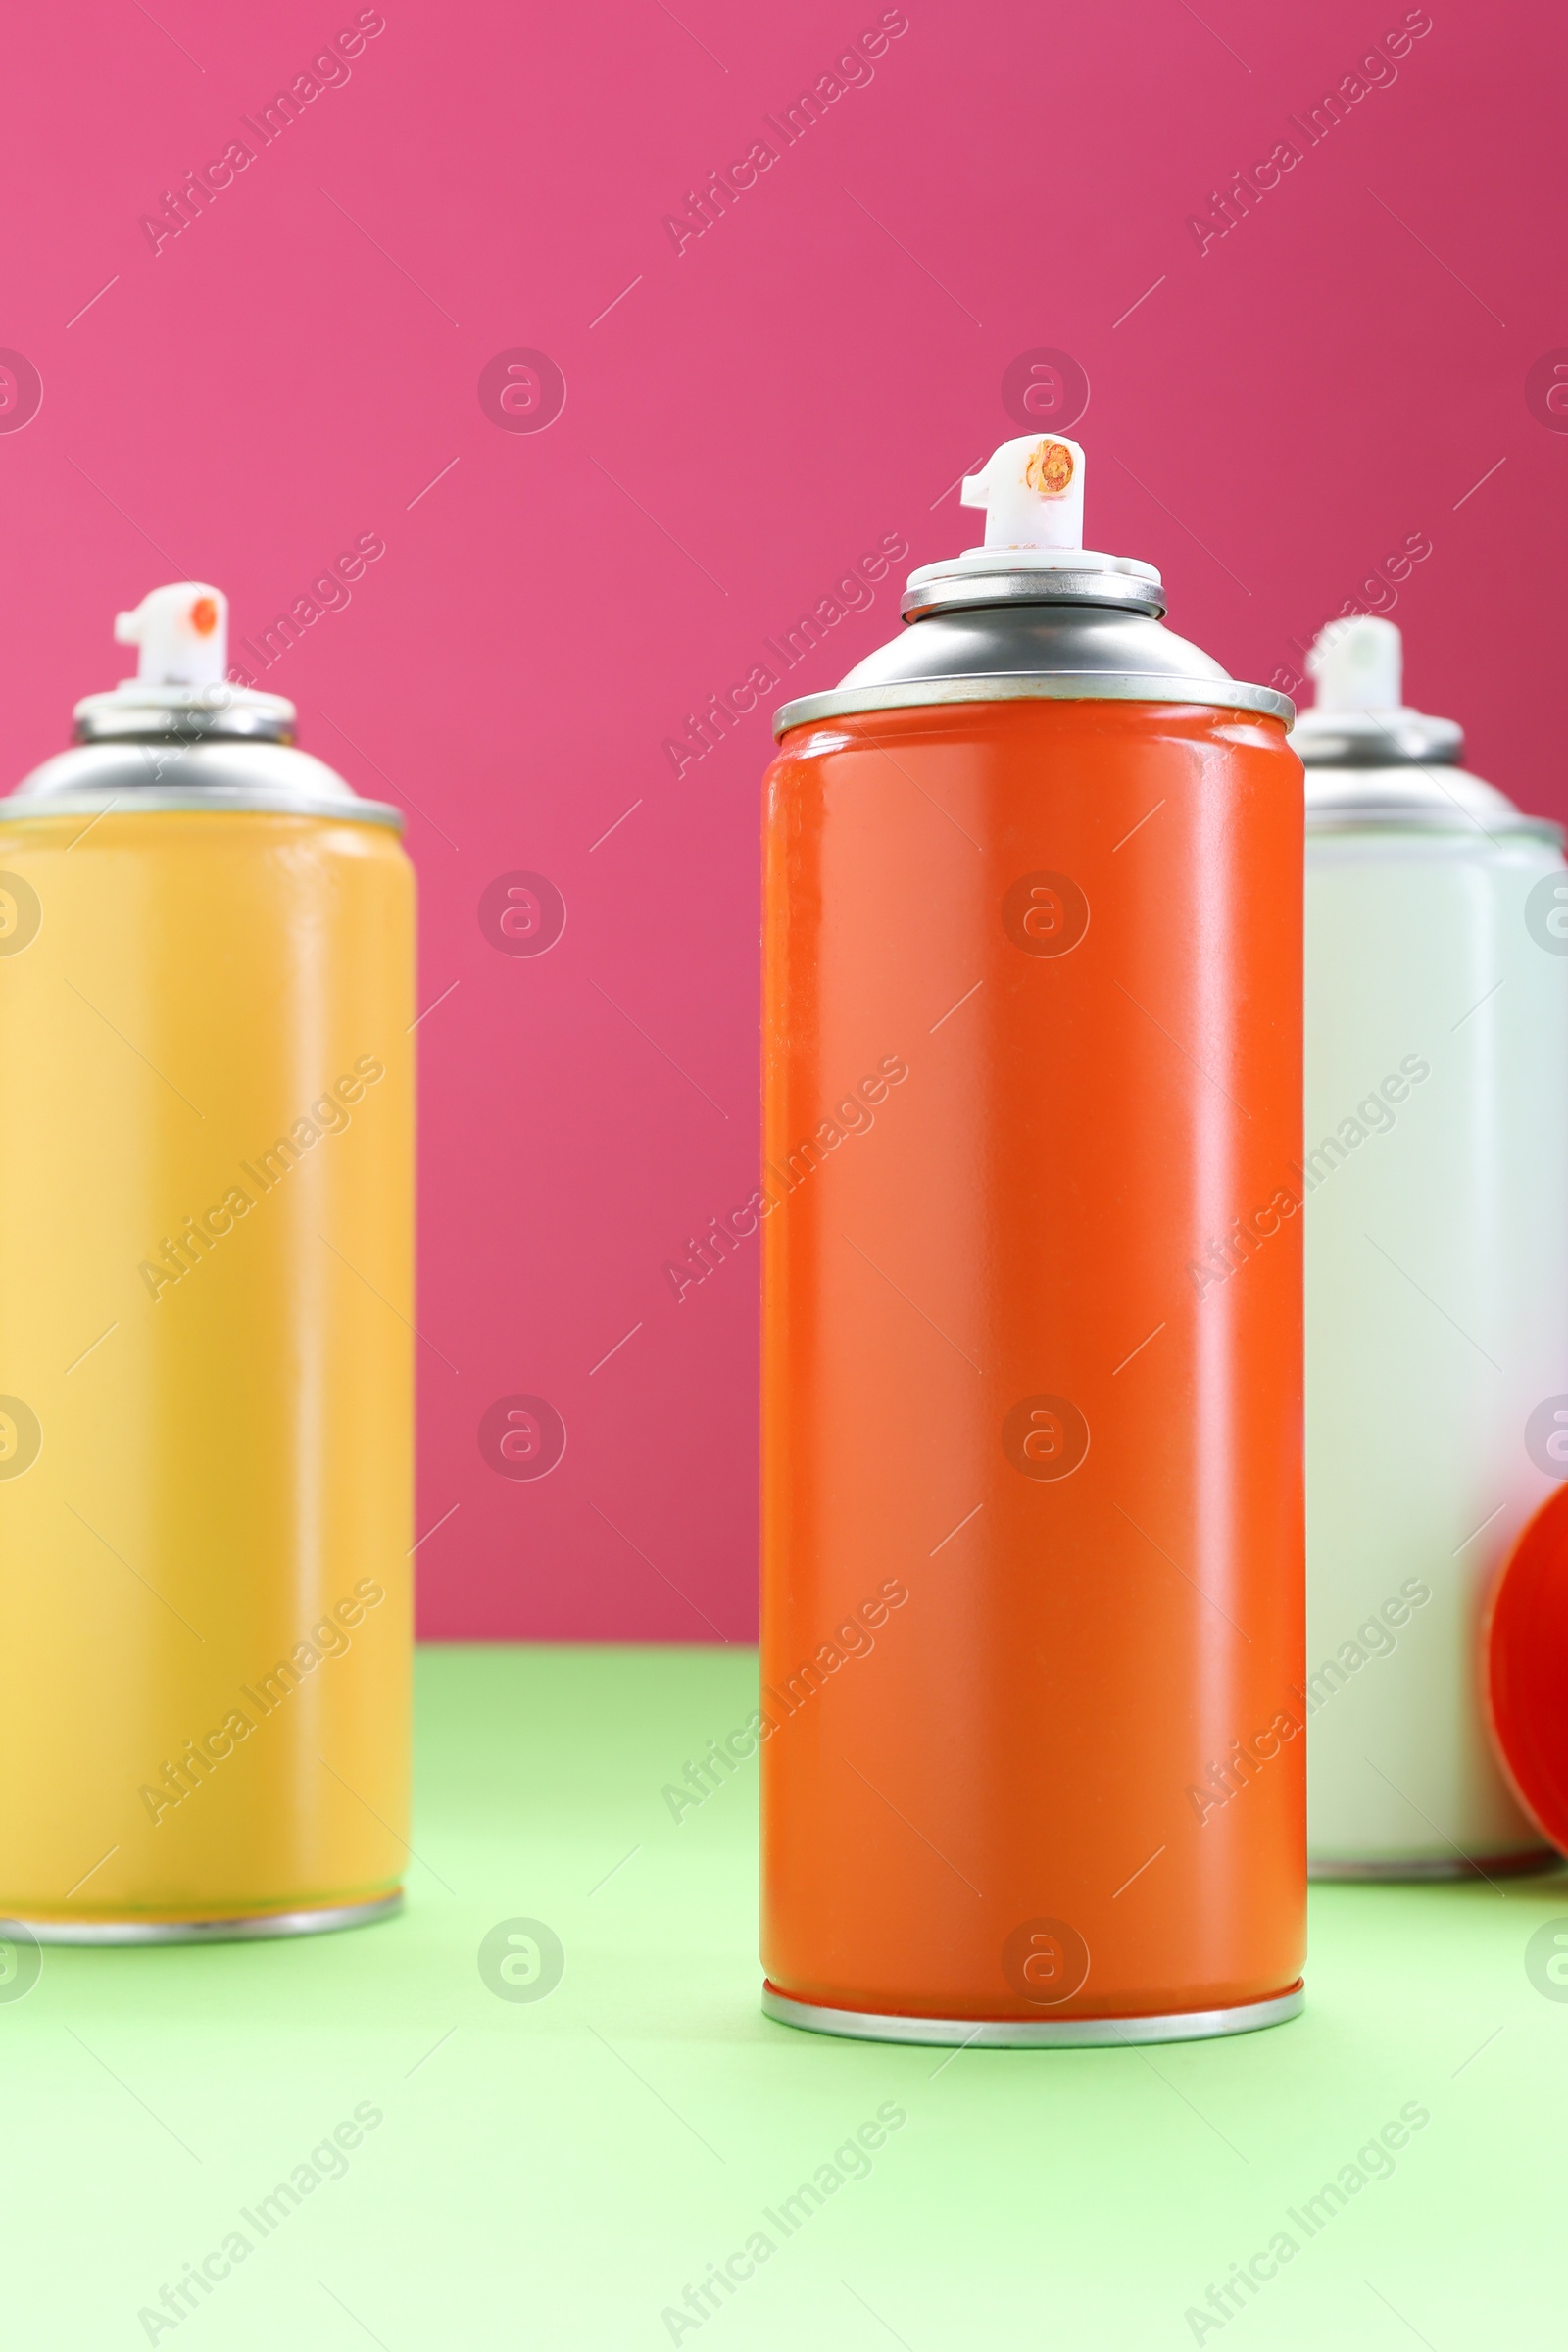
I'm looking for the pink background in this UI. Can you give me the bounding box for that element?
[2,0,1563,1641]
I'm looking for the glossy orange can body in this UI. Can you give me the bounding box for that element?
[760,695,1305,2034]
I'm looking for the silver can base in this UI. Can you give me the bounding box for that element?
[13,1892,404,1945]
[1309,1850,1558,1883]
[761,1980,1304,2048]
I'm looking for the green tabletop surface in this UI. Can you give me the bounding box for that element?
[11,1643,1564,2350]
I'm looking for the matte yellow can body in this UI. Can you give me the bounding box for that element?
[0,809,414,1927]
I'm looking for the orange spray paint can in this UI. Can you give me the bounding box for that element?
[760,434,1306,2044]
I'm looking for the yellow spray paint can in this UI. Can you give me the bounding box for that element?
[0,582,414,1941]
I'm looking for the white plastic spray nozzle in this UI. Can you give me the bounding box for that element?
[960,433,1086,553]
[113,582,228,689]
[1306,613,1402,711]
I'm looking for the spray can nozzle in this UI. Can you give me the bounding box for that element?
[113,583,229,689]
[961,433,1087,553]
[1306,614,1403,712]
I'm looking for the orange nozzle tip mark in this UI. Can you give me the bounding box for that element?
[1024,440,1074,497]
[190,597,219,636]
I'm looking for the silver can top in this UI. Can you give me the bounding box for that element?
[1292,615,1556,841]
[774,430,1293,736]
[0,580,401,830]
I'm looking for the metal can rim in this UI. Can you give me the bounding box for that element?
[0,787,404,830]
[1305,809,1564,844]
[772,671,1296,738]
[901,569,1168,622]
[760,1981,1306,2047]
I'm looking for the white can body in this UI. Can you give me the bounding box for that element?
[1303,816,1568,1872]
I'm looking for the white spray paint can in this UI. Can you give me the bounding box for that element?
[1297,614,1568,1876]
